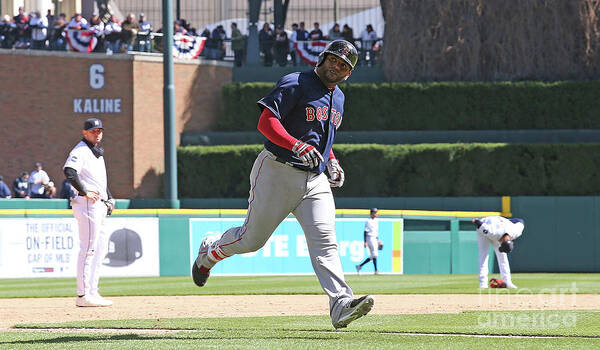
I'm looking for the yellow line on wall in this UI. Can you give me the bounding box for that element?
[0,208,502,218]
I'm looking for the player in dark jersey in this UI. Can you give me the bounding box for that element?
[192,40,374,329]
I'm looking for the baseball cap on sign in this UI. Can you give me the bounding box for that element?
[84,118,103,130]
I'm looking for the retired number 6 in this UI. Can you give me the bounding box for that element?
[89,64,105,89]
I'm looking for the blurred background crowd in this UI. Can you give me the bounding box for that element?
[0,2,384,66]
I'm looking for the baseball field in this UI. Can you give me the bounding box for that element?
[1,273,599,349]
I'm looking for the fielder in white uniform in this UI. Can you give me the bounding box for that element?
[473,216,524,289]
[63,118,115,307]
[192,40,374,329]
[356,208,380,274]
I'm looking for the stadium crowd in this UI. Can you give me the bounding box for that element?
[0,6,382,66]
[0,162,77,200]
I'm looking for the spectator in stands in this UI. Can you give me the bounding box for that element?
[0,15,16,49]
[48,13,66,50]
[230,22,244,66]
[174,20,187,34]
[180,18,196,35]
[46,9,54,28]
[13,6,29,48]
[288,23,298,66]
[29,162,50,198]
[198,27,210,57]
[89,14,105,52]
[258,22,274,66]
[342,24,355,46]
[360,24,378,66]
[200,27,210,38]
[66,13,88,30]
[296,21,308,41]
[29,10,48,50]
[104,16,122,54]
[274,24,288,67]
[13,171,31,199]
[137,13,152,52]
[0,176,11,199]
[309,22,323,40]
[210,25,226,60]
[60,178,77,201]
[43,181,56,199]
[121,13,140,51]
[327,23,342,40]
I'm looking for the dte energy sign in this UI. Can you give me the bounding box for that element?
[189,218,404,275]
[73,64,122,114]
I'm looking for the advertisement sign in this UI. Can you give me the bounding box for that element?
[0,218,159,278]
[189,218,403,275]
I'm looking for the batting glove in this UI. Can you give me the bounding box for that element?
[104,198,116,216]
[326,159,345,187]
[292,141,324,168]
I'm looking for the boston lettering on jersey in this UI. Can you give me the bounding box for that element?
[258,70,345,174]
[73,98,122,114]
[305,106,342,129]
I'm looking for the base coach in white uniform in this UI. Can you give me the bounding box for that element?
[63,118,115,307]
[356,208,380,274]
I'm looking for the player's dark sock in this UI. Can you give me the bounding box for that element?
[359,258,371,267]
[372,258,378,271]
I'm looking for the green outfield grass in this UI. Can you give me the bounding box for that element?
[2,274,599,349]
[1,273,599,298]
[3,311,600,349]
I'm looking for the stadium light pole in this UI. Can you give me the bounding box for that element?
[163,0,180,209]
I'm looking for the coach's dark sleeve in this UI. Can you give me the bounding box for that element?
[64,167,87,196]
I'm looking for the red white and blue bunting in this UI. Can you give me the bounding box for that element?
[294,40,328,66]
[173,34,206,59]
[65,29,98,53]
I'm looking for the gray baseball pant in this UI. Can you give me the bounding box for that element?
[197,149,354,317]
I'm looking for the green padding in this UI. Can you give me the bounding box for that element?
[0,199,70,209]
[455,230,481,274]
[404,231,451,274]
[510,196,600,272]
[159,217,190,276]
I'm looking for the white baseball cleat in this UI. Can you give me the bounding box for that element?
[91,294,114,306]
[332,295,375,329]
[76,295,112,307]
[479,283,488,289]
[506,282,518,289]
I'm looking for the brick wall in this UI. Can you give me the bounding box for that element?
[0,50,232,198]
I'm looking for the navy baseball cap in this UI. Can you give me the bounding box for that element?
[370,208,378,212]
[84,118,103,130]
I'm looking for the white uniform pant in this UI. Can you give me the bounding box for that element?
[366,236,379,258]
[477,233,512,285]
[72,196,108,297]
[198,150,353,318]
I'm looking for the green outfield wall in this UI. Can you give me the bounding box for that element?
[0,196,598,274]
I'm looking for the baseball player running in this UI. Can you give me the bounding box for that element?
[192,40,374,329]
[63,118,115,307]
[356,208,380,274]
[472,216,524,289]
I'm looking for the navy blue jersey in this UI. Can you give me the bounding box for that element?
[257,70,345,174]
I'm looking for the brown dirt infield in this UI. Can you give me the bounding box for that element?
[2,294,600,330]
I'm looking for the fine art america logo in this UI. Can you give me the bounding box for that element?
[476,283,579,329]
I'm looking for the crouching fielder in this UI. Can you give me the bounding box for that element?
[472,216,524,289]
